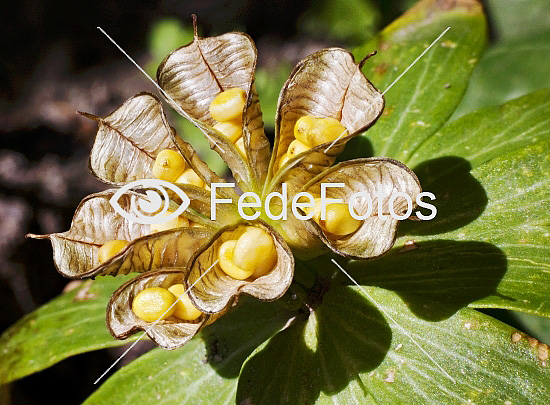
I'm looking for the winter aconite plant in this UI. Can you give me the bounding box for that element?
[2,0,549,403]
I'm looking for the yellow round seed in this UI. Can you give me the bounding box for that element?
[213,120,243,143]
[168,284,202,321]
[98,240,130,263]
[294,116,348,147]
[132,287,176,322]
[287,139,310,157]
[149,213,189,234]
[233,227,277,278]
[209,88,246,122]
[277,153,291,170]
[176,168,205,188]
[235,137,248,161]
[313,202,362,236]
[218,240,254,280]
[152,149,186,182]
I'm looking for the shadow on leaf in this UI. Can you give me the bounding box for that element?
[236,287,391,404]
[400,156,487,236]
[337,135,374,162]
[346,240,508,321]
[201,296,295,379]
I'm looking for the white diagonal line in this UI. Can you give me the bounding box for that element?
[96,27,220,150]
[93,259,219,385]
[324,26,450,154]
[331,258,456,383]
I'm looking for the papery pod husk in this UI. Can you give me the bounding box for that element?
[95,227,216,278]
[107,269,228,350]
[82,92,177,185]
[27,190,149,278]
[271,205,327,260]
[186,221,294,314]
[267,48,384,195]
[303,158,422,259]
[157,23,270,193]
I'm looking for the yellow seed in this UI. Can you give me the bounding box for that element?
[235,137,247,161]
[233,227,277,278]
[209,88,246,122]
[213,120,243,143]
[176,168,205,188]
[287,139,310,157]
[98,240,130,263]
[132,287,176,322]
[310,201,362,236]
[168,284,202,321]
[294,116,348,147]
[152,149,186,182]
[218,240,254,280]
[277,153,291,170]
[149,213,189,234]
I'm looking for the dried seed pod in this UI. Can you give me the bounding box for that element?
[303,158,422,259]
[82,93,176,185]
[157,24,270,191]
[268,48,384,195]
[27,190,149,278]
[107,269,227,350]
[186,221,294,314]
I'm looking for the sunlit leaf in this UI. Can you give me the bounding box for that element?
[0,276,135,384]
[237,286,550,403]
[83,297,294,404]
[453,34,550,119]
[347,0,487,162]
[401,140,550,316]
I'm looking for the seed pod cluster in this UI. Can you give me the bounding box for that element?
[29,25,426,351]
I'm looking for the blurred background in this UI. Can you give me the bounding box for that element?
[1,0,549,403]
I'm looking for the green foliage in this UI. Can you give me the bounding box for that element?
[2,1,550,403]
[0,276,136,384]
[298,0,380,44]
[83,297,293,404]
[237,287,550,404]
[453,32,550,119]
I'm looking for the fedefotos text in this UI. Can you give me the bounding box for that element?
[210,182,437,221]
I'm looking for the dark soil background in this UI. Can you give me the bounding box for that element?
[0,0,533,404]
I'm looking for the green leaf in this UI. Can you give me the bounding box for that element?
[513,312,550,345]
[453,33,550,119]
[84,297,293,404]
[344,0,487,162]
[485,0,550,42]
[298,0,380,45]
[400,140,550,316]
[0,275,136,384]
[238,286,550,403]
[408,89,550,170]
